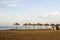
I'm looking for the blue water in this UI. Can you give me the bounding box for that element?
[0,26,53,30]
[0,26,25,30]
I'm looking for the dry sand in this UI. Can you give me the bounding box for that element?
[0,30,60,40]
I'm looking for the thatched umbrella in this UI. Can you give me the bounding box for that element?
[50,23,55,30]
[32,24,36,26]
[23,23,28,29]
[27,23,32,29]
[55,24,60,30]
[44,23,49,29]
[32,24,36,29]
[55,24,60,26]
[13,23,20,30]
[39,23,43,29]
[36,23,43,29]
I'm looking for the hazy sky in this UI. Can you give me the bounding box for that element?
[0,0,60,26]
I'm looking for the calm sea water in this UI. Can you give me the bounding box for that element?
[0,26,25,30]
[0,26,54,30]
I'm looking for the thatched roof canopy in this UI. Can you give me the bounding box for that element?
[44,23,49,26]
[36,23,43,26]
[13,23,20,25]
[55,24,60,26]
[50,23,55,26]
[23,23,28,26]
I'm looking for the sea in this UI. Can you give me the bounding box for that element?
[0,26,60,30]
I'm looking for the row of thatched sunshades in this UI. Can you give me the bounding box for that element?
[13,23,60,30]
[13,23,60,26]
[23,23,60,26]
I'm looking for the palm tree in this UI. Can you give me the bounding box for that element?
[44,23,49,29]
[50,23,55,30]
[13,23,20,30]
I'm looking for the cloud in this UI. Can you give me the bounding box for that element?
[29,10,60,22]
[1,0,22,7]
[7,4,18,7]
[52,11,60,16]
[42,11,60,18]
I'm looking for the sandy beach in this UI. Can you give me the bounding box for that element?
[0,30,60,40]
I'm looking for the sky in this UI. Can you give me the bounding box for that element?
[0,0,60,26]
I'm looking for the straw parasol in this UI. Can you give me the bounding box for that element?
[13,23,20,30]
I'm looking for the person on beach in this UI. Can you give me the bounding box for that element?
[55,25,59,30]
